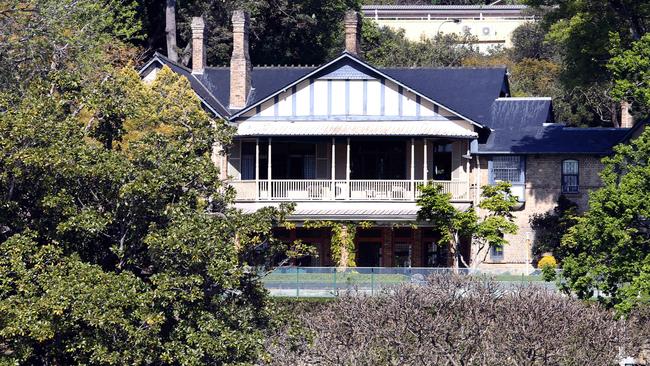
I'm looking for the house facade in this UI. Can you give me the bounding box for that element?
[140,11,631,272]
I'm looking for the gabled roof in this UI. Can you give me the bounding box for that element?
[140,52,631,156]
[139,53,231,118]
[141,52,507,128]
[229,52,490,127]
[479,98,629,154]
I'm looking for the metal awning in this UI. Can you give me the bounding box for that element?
[236,120,478,138]
[234,201,472,222]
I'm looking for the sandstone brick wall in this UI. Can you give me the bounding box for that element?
[473,154,605,271]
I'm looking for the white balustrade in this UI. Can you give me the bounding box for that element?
[266,180,334,201]
[349,180,417,200]
[232,179,469,201]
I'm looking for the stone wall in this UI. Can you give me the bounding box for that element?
[474,154,605,271]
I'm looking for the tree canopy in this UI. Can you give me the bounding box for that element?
[138,0,359,66]
[417,181,518,268]
[561,128,650,314]
[0,1,299,362]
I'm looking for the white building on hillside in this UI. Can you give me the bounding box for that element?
[362,4,537,52]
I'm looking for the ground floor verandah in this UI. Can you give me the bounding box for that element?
[273,226,472,268]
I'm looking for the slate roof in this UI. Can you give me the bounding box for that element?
[141,53,629,155]
[140,53,230,117]
[144,52,506,125]
[382,67,507,126]
[479,98,629,154]
[197,66,315,112]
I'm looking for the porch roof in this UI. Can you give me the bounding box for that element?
[234,201,472,221]
[236,120,478,138]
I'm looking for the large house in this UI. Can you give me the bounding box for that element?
[140,11,633,272]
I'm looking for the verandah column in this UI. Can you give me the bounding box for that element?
[331,137,336,199]
[346,137,350,200]
[267,137,272,199]
[423,138,428,184]
[255,138,259,200]
[410,138,415,199]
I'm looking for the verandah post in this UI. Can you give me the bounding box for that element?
[267,137,272,199]
[411,137,415,199]
[331,137,336,199]
[255,137,259,200]
[346,137,351,200]
[423,138,428,185]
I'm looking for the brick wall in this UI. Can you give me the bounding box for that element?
[474,154,605,270]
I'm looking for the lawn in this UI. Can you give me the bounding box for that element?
[262,270,546,286]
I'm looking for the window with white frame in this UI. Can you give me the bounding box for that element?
[491,156,522,183]
[562,159,579,193]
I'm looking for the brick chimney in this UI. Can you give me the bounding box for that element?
[191,17,205,74]
[344,10,361,56]
[230,10,251,110]
[621,101,634,128]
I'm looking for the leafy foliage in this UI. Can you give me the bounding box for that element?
[529,194,578,264]
[138,0,360,66]
[0,65,295,364]
[417,182,518,267]
[509,21,556,62]
[361,19,479,67]
[519,0,650,126]
[561,128,650,313]
[0,0,142,96]
[609,33,650,115]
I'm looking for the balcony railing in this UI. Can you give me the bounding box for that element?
[230,179,470,201]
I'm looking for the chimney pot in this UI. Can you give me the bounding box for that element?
[230,10,251,110]
[344,10,361,56]
[191,16,206,74]
[621,101,634,128]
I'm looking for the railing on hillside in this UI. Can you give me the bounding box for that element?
[231,180,470,201]
[261,267,558,298]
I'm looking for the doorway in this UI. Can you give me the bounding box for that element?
[350,140,407,179]
[356,242,382,267]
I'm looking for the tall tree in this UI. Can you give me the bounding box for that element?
[138,0,360,67]
[521,0,650,126]
[165,0,179,61]
[0,64,297,365]
[0,1,301,362]
[608,33,650,117]
[561,128,650,314]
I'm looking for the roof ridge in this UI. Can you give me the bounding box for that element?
[204,65,319,70]
[496,97,552,100]
[152,52,194,74]
[380,66,507,70]
[559,127,627,130]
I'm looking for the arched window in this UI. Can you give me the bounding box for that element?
[562,160,579,193]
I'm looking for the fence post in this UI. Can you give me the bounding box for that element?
[296,267,299,298]
[371,267,375,296]
[333,268,337,297]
